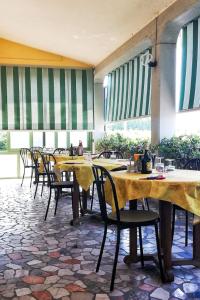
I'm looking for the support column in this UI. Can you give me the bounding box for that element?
[151,43,176,144]
[93,82,105,151]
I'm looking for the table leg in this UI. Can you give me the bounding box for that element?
[82,189,89,211]
[70,172,80,225]
[124,201,139,264]
[193,216,200,262]
[159,200,174,282]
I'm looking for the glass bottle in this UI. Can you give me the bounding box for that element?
[77,140,83,156]
[141,149,152,174]
[69,144,74,157]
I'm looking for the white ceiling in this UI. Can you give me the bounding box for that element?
[0,0,176,65]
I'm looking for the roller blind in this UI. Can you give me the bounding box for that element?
[0,66,94,130]
[179,18,200,111]
[105,49,152,122]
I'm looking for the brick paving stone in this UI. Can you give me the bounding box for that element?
[42,266,59,272]
[48,287,69,299]
[58,269,74,276]
[32,290,53,300]
[70,292,94,300]
[65,283,85,292]
[22,275,45,284]
[16,288,32,296]
[27,260,42,266]
[95,294,110,300]
[44,275,60,285]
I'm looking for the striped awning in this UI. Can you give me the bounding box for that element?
[0,66,94,130]
[179,18,200,111]
[105,49,152,122]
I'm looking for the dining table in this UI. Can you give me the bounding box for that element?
[104,169,200,283]
[53,157,128,224]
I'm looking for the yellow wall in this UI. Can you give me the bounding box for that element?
[0,38,92,68]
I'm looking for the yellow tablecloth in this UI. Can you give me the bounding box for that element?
[38,155,85,173]
[105,170,200,216]
[53,155,85,163]
[54,159,127,191]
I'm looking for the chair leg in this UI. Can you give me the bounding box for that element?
[34,180,39,199]
[139,227,144,267]
[171,205,176,245]
[30,167,33,188]
[155,223,165,282]
[41,181,44,197]
[110,228,120,292]
[145,198,149,210]
[41,174,45,196]
[90,182,95,211]
[185,211,188,247]
[54,188,60,216]
[96,225,107,272]
[21,167,25,186]
[44,189,52,221]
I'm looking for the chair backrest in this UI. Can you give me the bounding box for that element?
[183,158,200,170]
[31,150,43,176]
[41,153,56,185]
[98,151,123,159]
[30,146,43,151]
[53,148,66,154]
[20,148,33,167]
[92,165,120,222]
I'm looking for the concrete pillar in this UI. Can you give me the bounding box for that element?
[151,43,176,144]
[93,82,105,151]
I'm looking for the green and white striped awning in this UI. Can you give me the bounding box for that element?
[0,66,94,130]
[105,49,152,122]
[179,17,200,111]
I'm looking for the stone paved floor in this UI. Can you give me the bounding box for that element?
[0,179,200,300]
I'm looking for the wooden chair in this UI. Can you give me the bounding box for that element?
[92,164,164,291]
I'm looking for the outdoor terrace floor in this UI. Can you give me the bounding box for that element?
[0,179,199,300]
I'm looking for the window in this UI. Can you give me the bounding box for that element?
[58,131,67,148]
[45,131,55,148]
[10,131,30,149]
[33,131,43,147]
[0,132,8,151]
[105,117,151,139]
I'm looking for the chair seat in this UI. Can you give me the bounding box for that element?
[51,181,73,188]
[108,210,159,224]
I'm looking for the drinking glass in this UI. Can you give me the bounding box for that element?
[155,157,164,173]
[165,159,175,171]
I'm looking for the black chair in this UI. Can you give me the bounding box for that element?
[90,151,124,210]
[53,148,66,154]
[98,151,123,159]
[172,158,200,246]
[32,150,48,198]
[20,148,35,187]
[42,153,74,220]
[30,146,43,151]
[92,165,164,291]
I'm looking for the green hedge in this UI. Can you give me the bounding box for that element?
[96,133,200,160]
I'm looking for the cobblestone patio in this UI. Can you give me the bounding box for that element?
[0,179,199,300]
